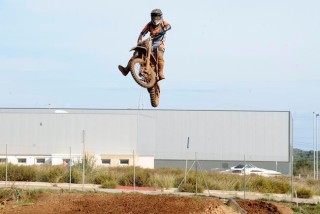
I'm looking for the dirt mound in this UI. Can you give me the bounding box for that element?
[236,199,293,214]
[1,193,235,214]
[0,192,292,214]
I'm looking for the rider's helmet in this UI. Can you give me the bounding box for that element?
[151,9,163,26]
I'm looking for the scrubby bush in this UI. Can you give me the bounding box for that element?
[67,168,82,184]
[204,172,244,191]
[178,182,204,193]
[118,168,151,187]
[151,173,176,189]
[249,176,272,193]
[175,173,205,193]
[92,172,116,185]
[153,168,183,176]
[100,180,117,189]
[269,179,290,194]
[0,165,6,180]
[2,164,37,181]
[205,179,222,190]
[2,163,320,197]
[73,153,96,176]
[43,166,66,183]
[234,181,242,191]
[0,188,15,200]
[296,187,312,198]
[248,176,290,194]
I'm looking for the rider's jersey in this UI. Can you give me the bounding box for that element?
[140,21,171,49]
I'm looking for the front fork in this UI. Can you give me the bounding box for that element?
[139,38,158,80]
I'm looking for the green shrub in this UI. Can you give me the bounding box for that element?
[23,189,44,197]
[234,181,242,191]
[269,179,290,194]
[296,187,312,198]
[73,153,96,175]
[44,166,65,183]
[66,168,82,184]
[204,172,244,191]
[249,176,272,193]
[118,168,151,187]
[206,181,222,190]
[151,173,176,189]
[19,166,37,181]
[153,168,183,176]
[247,176,290,194]
[92,172,115,184]
[306,178,318,186]
[178,183,204,193]
[118,172,133,186]
[0,188,15,200]
[3,164,37,181]
[173,175,185,188]
[100,180,117,189]
[0,165,6,180]
[175,173,205,193]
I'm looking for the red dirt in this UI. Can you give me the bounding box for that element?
[115,185,159,191]
[0,192,293,214]
[236,199,293,214]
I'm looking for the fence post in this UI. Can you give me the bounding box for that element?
[133,150,136,192]
[244,154,246,200]
[82,130,86,191]
[69,146,72,191]
[5,144,8,188]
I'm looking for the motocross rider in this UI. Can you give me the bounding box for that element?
[118,9,171,80]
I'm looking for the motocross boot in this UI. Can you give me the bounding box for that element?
[158,61,165,80]
[118,65,129,76]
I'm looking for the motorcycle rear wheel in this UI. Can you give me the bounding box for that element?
[130,58,156,88]
[148,84,160,107]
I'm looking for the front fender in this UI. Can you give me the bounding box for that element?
[130,46,157,66]
[130,46,147,54]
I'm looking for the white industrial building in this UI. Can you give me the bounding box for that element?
[0,108,292,174]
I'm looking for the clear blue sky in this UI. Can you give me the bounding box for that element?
[0,1,319,150]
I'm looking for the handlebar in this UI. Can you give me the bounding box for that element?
[137,34,164,46]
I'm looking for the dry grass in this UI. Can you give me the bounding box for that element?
[0,165,319,197]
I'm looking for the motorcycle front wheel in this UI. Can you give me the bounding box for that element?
[148,84,160,107]
[130,58,156,88]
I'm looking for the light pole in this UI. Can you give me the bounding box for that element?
[314,112,319,180]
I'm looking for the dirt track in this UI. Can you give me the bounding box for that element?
[0,192,293,214]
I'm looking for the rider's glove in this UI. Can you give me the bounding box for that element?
[158,30,166,36]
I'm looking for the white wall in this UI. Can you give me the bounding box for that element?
[152,111,290,162]
[138,156,154,168]
[0,109,290,163]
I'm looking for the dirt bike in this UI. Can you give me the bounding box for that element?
[129,36,161,107]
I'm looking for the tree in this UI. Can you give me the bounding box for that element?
[294,159,312,176]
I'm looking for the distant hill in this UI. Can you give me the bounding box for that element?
[293,148,314,175]
[294,148,314,162]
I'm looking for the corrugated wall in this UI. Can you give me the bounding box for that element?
[0,109,290,162]
[152,110,290,162]
[0,109,145,155]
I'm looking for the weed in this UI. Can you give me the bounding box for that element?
[100,180,117,189]
[296,187,313,198]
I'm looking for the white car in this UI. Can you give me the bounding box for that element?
[229,164,281,177]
